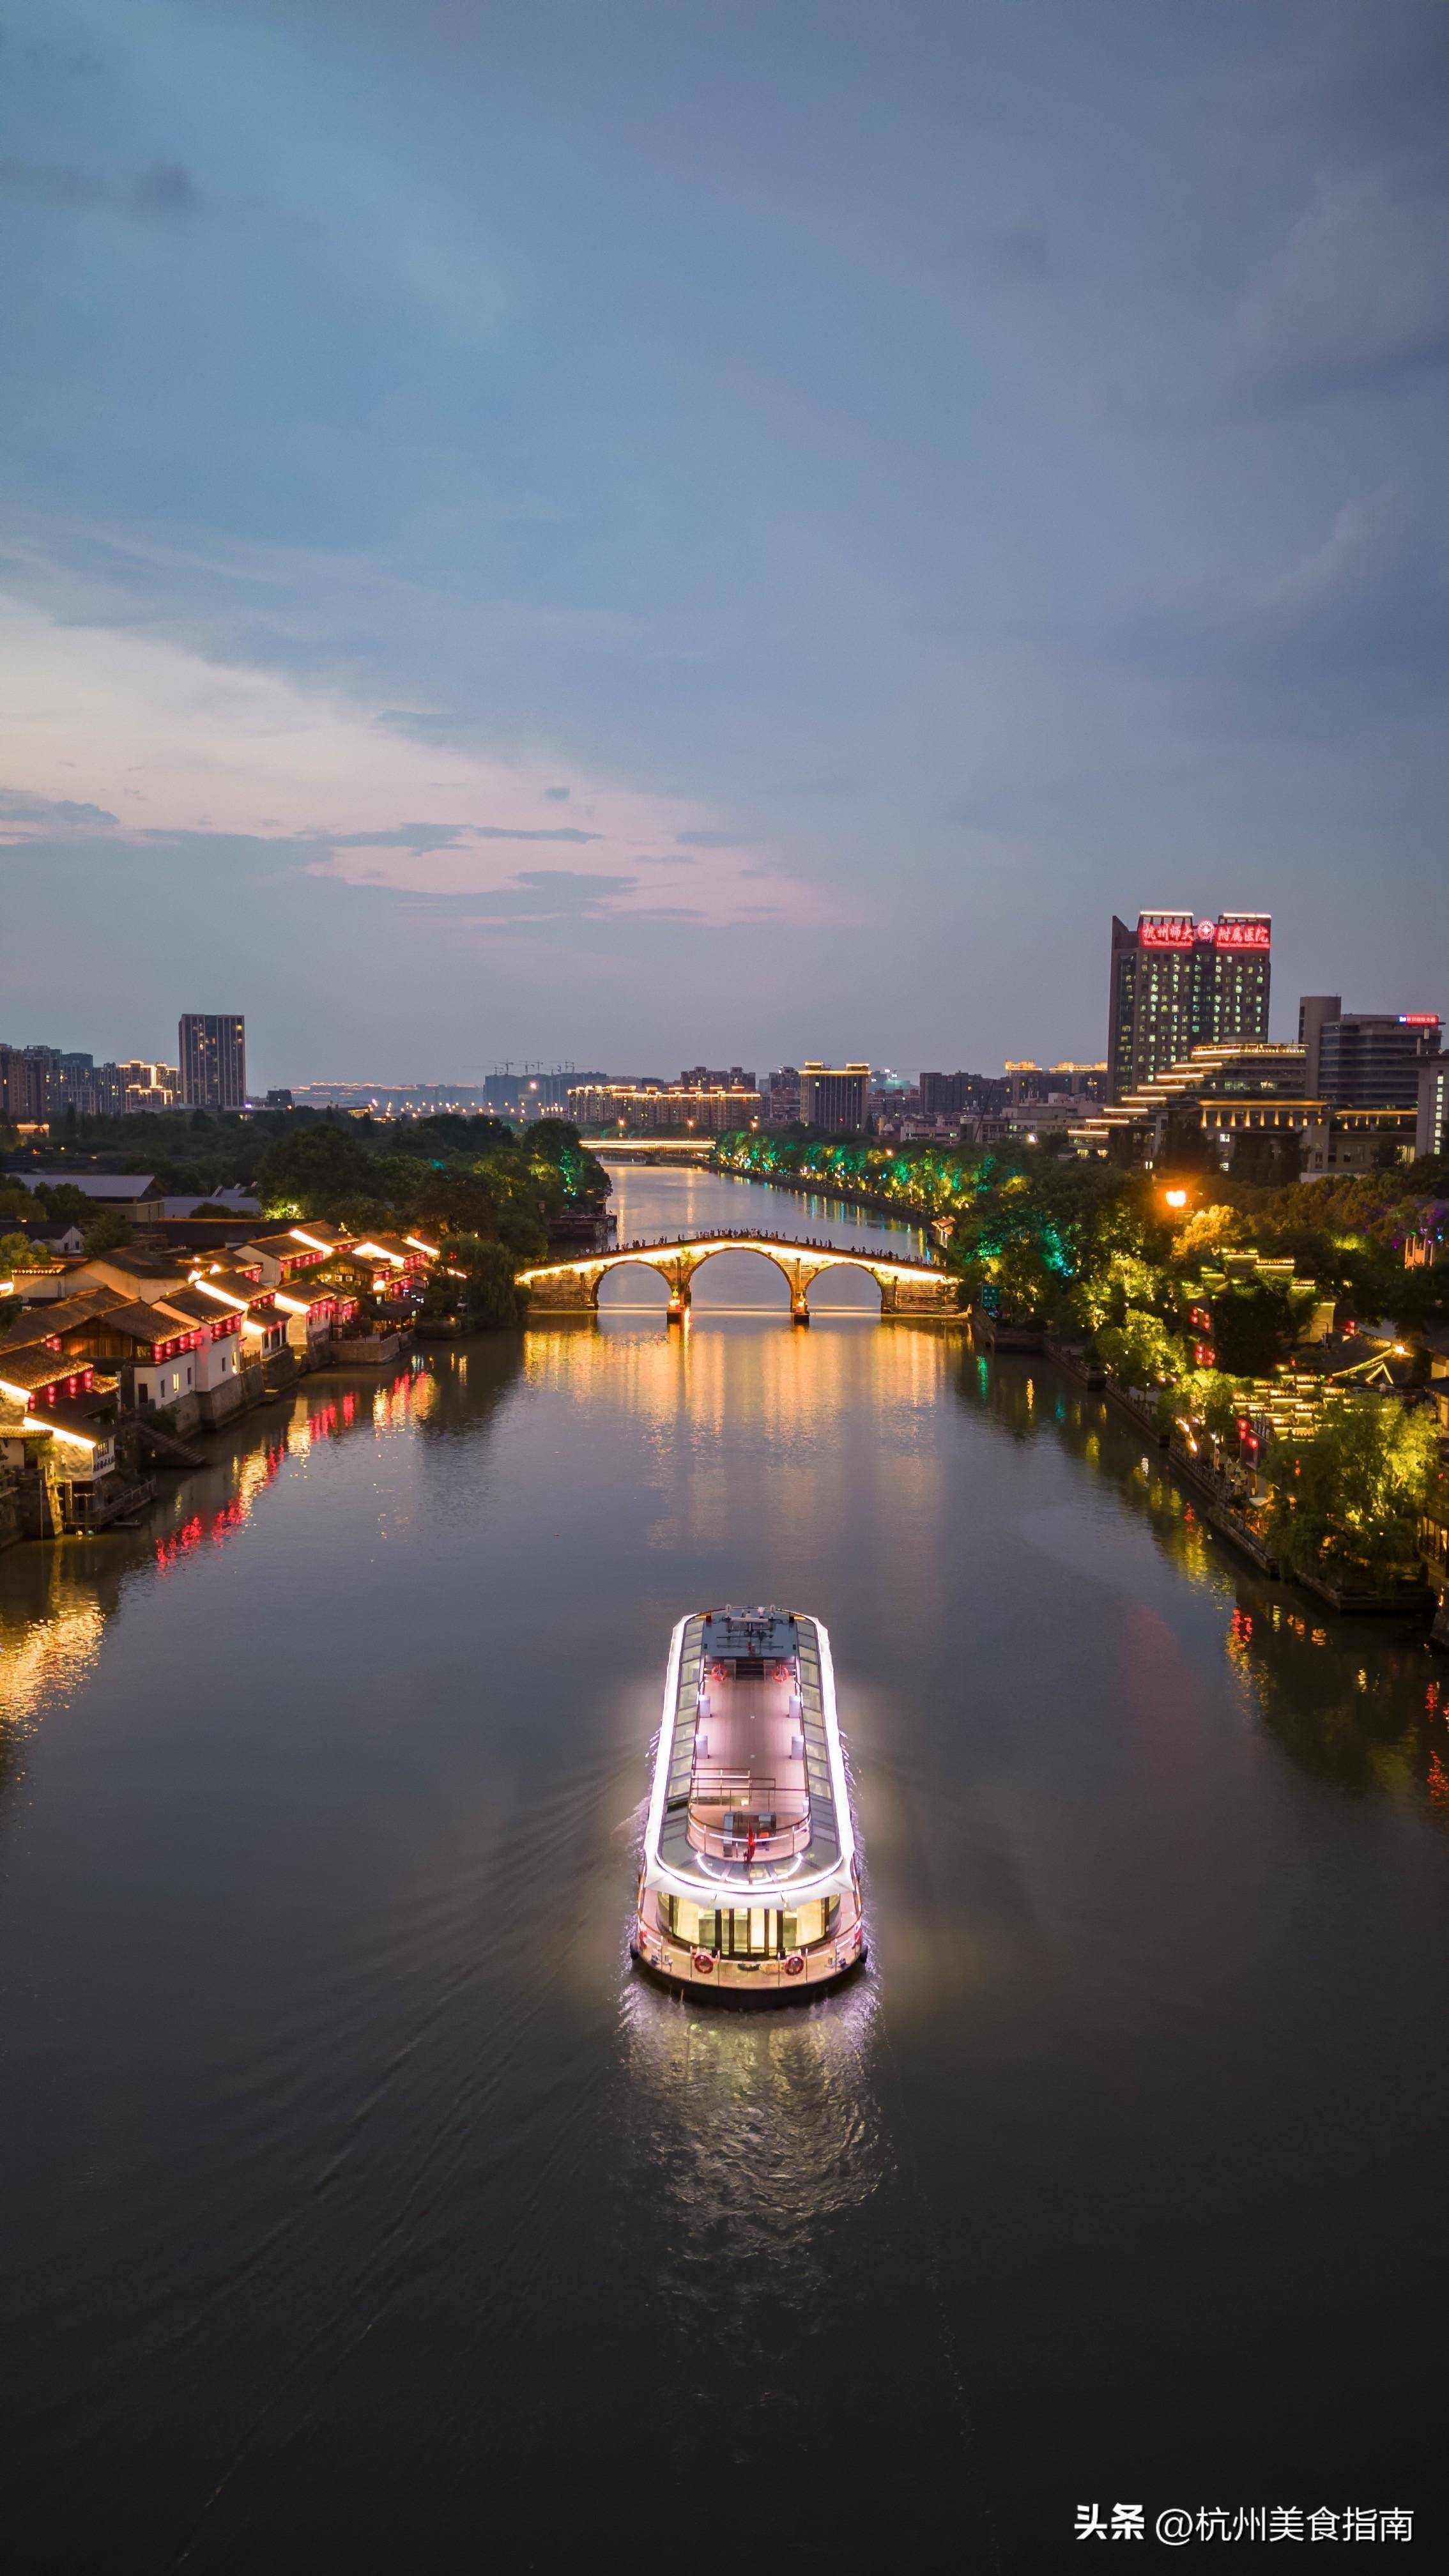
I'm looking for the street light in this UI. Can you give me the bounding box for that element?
[1163,1187,1188,1209]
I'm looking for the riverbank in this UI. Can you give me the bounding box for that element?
[1037,1331,1441,1623]
[708,1153,944,1236]
[0,1327,418,1552]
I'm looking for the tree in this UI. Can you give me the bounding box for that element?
[1096,1307,1188,1390]
[1170,1204,1248,1265]
[257,1119,377,1216]
[1210,1278,1311,1376]
[424,1235,526,1329]
[82,1210,132,1255]
[493,1202,549,1264]
[1267,1399,1439,1588]
[404,1169,498,1236]
[0,1229,49,1268]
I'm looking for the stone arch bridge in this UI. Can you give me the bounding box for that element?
[516,1231,962,1322]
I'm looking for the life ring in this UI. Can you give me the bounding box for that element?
[783,1952,804,1977]
[692,1949,715,1975]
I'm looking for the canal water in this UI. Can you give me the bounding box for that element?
[3,1165,1448,2572]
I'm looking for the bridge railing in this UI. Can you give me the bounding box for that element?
[553,1229,947,1271]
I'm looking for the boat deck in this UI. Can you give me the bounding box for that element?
[656,1610,841,1891]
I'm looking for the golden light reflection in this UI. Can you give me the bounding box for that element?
[1,1358,445,1782]
[0,1591,105,1728]
[620,1959,886,2289]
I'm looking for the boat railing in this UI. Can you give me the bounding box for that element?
[686,1768,811,1861]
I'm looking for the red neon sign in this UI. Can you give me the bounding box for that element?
[1214,917,1271,950]
[1138,914,1195,949]
[1400,1014,1439,1027]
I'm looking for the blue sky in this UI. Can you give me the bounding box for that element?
[2,0,1446,1086]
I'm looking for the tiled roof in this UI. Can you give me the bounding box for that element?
[42,1395,116,1444]
[84,1301,185,1346]
[0,1344,96,1393]
[0,1287,121,1350]
[151,1286,227,1328]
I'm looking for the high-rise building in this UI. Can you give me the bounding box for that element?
[179,1013,247,1110]
[680,1064,756,1091]
[1108,912,1271,1098]
[0,1044,46,1121]
[1298,998,1441,1108]
[799,1062,870,1135]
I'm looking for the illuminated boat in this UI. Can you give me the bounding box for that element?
[633,1606,864,1997]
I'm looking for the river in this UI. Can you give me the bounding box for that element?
[2,1162,1447,2572]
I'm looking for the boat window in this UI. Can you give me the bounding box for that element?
[793,1899,826,1947]
[672,1897,700,1945]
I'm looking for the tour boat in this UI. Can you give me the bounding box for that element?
[633,1606,864,1996]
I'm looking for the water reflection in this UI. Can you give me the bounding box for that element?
[956,1353,1446,1818]
[602,1154,930,1259]
[613,1963,986,2543]
[0,1357,488,1775]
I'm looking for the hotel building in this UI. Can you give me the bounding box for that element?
[1108,913,1271,1100]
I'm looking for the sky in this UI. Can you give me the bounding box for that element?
[2,0,1447,1088]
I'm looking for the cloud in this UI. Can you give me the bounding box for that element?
[0,785,117,834]
[0,158,206,220]
[454,868,639,923]
[676,829,737,847]
[543,785,571,801]
[372,708,463,742]
[1055,485,1449,703]
[1251,484,1449,677]
[464,823,602,842]
[1235,148,1449,401]
[291,819,605,854]
[318,821,471,854]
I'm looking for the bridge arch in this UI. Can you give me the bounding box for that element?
[801,1257,884,1314]
[594,1255,672,1308]
[679,1243,795,1308]
[516,1231,959,1322]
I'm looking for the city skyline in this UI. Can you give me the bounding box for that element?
[3,0,1448,1076]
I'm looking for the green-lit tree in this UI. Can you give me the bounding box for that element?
[1096,1307,1190,1390]
[1267,1399,1439,1589]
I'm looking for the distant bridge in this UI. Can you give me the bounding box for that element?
[516,1230,962,1322]
[590,1137,712,1159]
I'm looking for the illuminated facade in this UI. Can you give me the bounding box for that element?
[1418,1057,1448,1163]
[1073,1040,1418,1176]
[179,1014,247,1111]
[1108,913,1271,1100]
